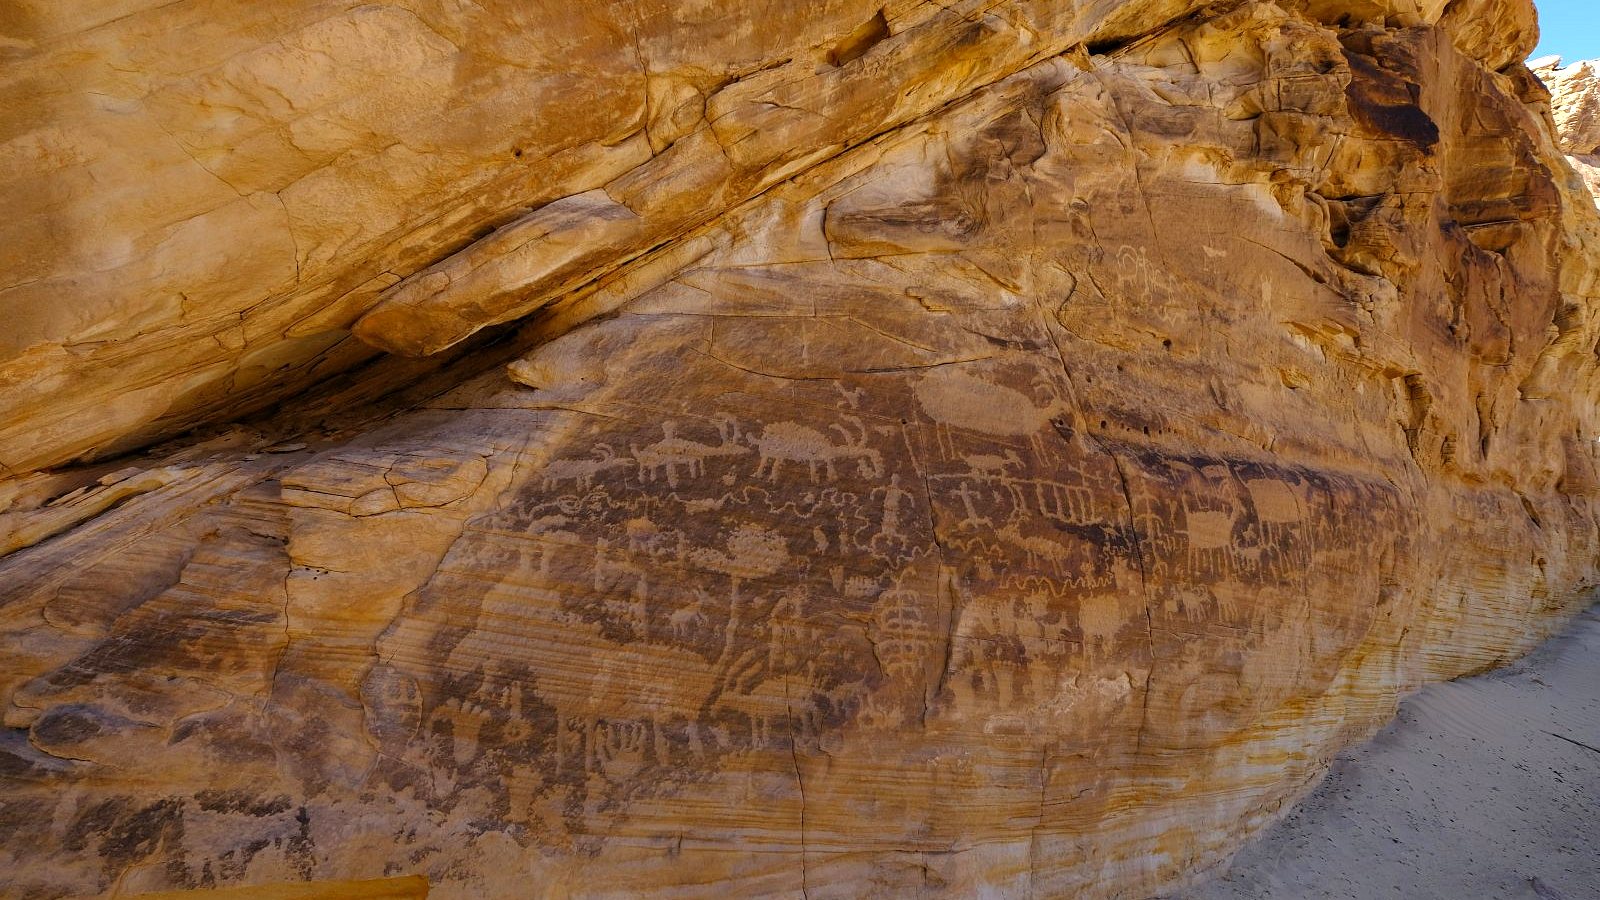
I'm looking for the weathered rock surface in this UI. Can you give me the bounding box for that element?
[1536,56,1600,203]
[3,0,1216,476]
[3,1,1600,899]
[1195,604,1600,899]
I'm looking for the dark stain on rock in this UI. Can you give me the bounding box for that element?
[98,798,186,877]
[193,789,293,817]
[1342,53,1438,150]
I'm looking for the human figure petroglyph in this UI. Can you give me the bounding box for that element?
[632,417,748,488]
[960,448,1031,510]
[541,444,631,493]
[685,524,790,701]
[870,474,917,552]
[1112,243,1156,305]
[949,480,995,529]
[768,588,815,674]
[749,415,884,482]
[592,539,650,636]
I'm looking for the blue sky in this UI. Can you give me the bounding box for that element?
[1531,0,1600,63]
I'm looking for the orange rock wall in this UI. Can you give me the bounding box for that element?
[2,1,1599,898]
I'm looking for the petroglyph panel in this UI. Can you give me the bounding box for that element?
[3,3,1599,899]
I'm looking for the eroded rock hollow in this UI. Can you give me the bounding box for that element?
[3,1,1600,897]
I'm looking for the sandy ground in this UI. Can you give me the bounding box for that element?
[1188,605,1600,900]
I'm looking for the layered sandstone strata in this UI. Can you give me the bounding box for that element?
[1536,55,1600,202]
[3,1,1600,898]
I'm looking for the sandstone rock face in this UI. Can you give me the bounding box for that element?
[1536,56,1600,203]
[2,0,1214,477]
[3,2,1600,899]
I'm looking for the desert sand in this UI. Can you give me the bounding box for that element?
[1192,605,1600,900]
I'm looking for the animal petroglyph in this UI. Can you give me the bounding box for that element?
[914,368,1071,439]
[632,418,748,487]
[592,539,650,635]
[750,416,884,482]
[964,448,1023,476]
[1246,477,1306,523]
[542,444,631,492]
[668,589,714,641]
[1184,506,1239,551]
[7,4,1599,899]
[997,522,1075,577]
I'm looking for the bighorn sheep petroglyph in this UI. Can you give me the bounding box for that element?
[749,416,884,482]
